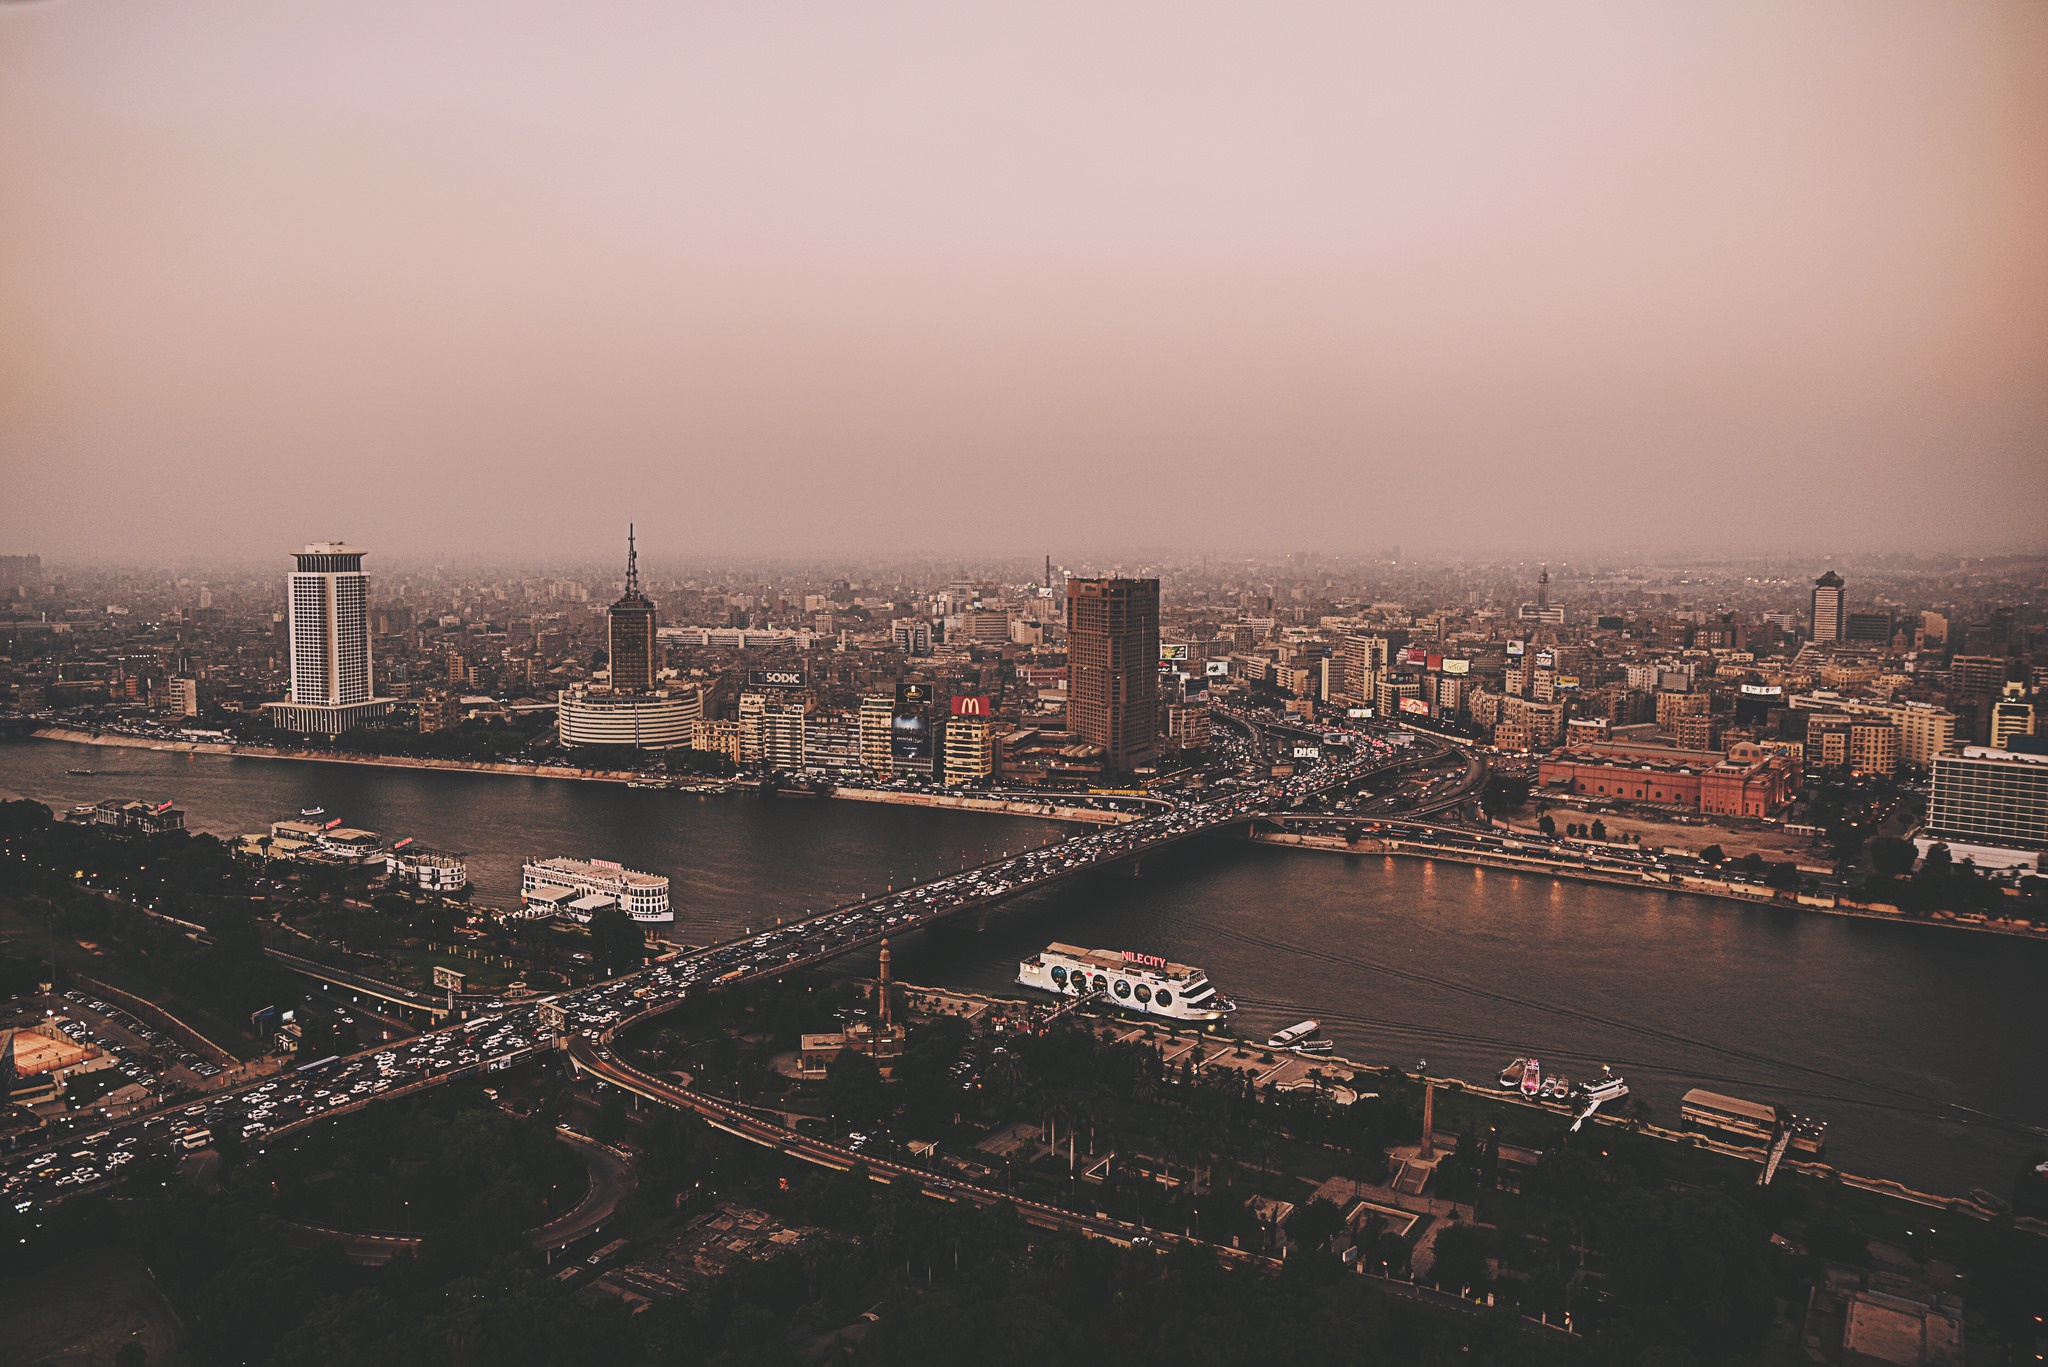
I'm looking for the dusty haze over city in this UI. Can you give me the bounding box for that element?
[3,1,2046,563]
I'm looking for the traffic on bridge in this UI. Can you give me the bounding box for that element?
[3,714,1455,1214]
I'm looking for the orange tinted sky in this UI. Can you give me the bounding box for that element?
[2,1,2044,561]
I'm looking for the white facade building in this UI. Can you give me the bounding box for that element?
[556,683,703,749]
[264,543,392,734]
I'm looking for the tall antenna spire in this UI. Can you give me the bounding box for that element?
[625,523,639,595]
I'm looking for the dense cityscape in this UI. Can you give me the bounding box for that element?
[6,1,2047,1364]
[1,542,2044,1365]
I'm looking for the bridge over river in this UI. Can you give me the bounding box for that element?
[3,720,1445,1212]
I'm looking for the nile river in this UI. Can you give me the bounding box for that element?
[4,738,2044,1197]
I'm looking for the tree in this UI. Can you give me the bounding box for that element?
[1285,1197,1347,1255]
[821,1049,887,1131]
[1428,1222,1493,1292]
[1481,773,1530,814]
[1868,835,1918,878]
[585,907,646,978]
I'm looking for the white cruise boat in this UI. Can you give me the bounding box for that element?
[1017,944,1235,1022]
[520,856,672,923]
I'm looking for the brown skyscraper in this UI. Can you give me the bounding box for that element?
[607,525,658,695]
[1065,576,1160,771]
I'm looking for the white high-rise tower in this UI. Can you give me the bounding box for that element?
[264,542,392,734]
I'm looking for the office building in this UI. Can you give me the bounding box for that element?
[1788,693,1956,769]
[1990,686,2036,750]
[264,543,392,734]
[1341,634,1389,701]
[1810,570,1845,643]
[943,698,996,786]
[1925,747,2048,859]
[1164,702,1211,751]
[163,676,201,717]
[859,694,896,778]
[1065,577,1160,771]
[891,619,933,656]
[802,716,864,775]
[557,533,701,749]
[760,698,809,771]
[608,526,658,694]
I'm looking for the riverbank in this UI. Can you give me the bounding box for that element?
[1249,829,2048,941]
[30,728,1132,825]
[965,983,2040,1221]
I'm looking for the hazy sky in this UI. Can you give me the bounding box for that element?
[3,1,2045,564]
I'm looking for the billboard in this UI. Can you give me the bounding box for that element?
[1506,639,1526,656]
[1399,695,1431,717]
[748,668,806,689]
[892,682,933,764]
[950,694,991,718]
[1205,659,1231,677]
[1160,643,1190,662]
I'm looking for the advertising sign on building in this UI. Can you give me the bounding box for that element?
[892,682,933,764]
[747,668,806,689]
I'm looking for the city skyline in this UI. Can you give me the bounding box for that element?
[4,1,2046,562]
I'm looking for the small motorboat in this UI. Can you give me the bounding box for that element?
[1498,1058,1528,1089]
[1576,1072,1628,1104]
[1267,1020,1320,1049]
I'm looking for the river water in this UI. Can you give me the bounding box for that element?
[4,737,2044,1197]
